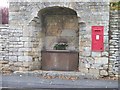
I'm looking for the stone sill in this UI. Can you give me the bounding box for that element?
[42,50,78,53]
[0,24,9,28]
[12,70,118,80]
[13,70,97,80]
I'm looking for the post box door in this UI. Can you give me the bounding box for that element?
[92,26,104,51]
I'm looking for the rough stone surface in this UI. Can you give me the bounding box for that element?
[109,9,119,77]
[100,70,108,76]
[0,1,118,78]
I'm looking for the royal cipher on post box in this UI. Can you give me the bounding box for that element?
[92,26,104,51]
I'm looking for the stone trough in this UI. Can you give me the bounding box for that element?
[41,50,79,71]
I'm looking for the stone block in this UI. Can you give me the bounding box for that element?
[20,37,29,41]
[24,42,33,47]
[9,61,14,65]
[9,44,23,48]
[1,65,10,71]
[22,62,30,68]
[23,26,30,37]
[91,63,101,69]
[18,48,31,52]
[9,48,18,52]
[9,56,17,61]
[18,56,32,61]
[14,62,23,67]
[61,30,76,36]
[92,52,101,57]
[85,63,90,68]
[94,57,108,65]
[17,42,24,45]
[104,36,108,44]
[82,47,91,56]
[99,69,108,76]
[0,60,9,64]
[0,56,3,60]
[104,28,108,35]
[79,68,88,74]
[103,64,108,70]
[9,37,20,41]
[12,52,24,56]
[89,68,99,77]
[29,61,41,70]
[102,52,108,57]
[0,63,3,68]
[19,67,29,71]
[13,32,23,37]
[9,66,19,71]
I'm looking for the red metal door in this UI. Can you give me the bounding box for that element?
[92,26,104,51]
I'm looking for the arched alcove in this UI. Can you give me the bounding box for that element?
[38,6,79,51]
[37,6,79,71]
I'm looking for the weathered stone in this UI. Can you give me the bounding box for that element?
[29,61,41,70]
[19,67,29,71]
[18,48,31,52]
[104,36,109,43]
[0,64,2,68]
[103,64,108,70]
[24,42,33,47]
[0,60,9,64]
[9,56,18,61]
[22,62,29,68]
[99,70,108,76]
[95,57,108,65]
[1,2,117,77]
[9,66,19,71]
[80,68,88,74]
[89,68,99,77]
[61,30,76,36]
[82,47,91,56]
[18,56,32,61]
[2,70,13,74]
[102,52,109,57]
[14,62,23,67]
[109,9,119,77]
[1,66,10,71]
[92,52,101,57]
[9,37,20,41]
[20,37,30,41]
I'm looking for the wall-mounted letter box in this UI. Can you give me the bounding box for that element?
[92,26,104,51]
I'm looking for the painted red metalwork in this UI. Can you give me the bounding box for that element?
[92,26,104,51]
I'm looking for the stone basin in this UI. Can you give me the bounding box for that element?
[41,50,79,71]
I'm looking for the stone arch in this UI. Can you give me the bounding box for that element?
[27,5,86,71]
[28,4,80,24]
[34,6,79,71]
[37,6,79,51]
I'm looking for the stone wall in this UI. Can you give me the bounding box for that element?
[77,2,109,77]
[0,27,9,73]
[109,3,120,77]
[0,1,112,77]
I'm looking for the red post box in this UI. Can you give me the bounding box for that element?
[92,26,104,51]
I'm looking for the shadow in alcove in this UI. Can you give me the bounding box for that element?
[37,6,79,71]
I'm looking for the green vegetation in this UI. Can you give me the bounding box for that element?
[53,43,68,50]
[110,1,120,10]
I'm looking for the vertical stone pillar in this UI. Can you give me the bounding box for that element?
[109,5,119,77]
